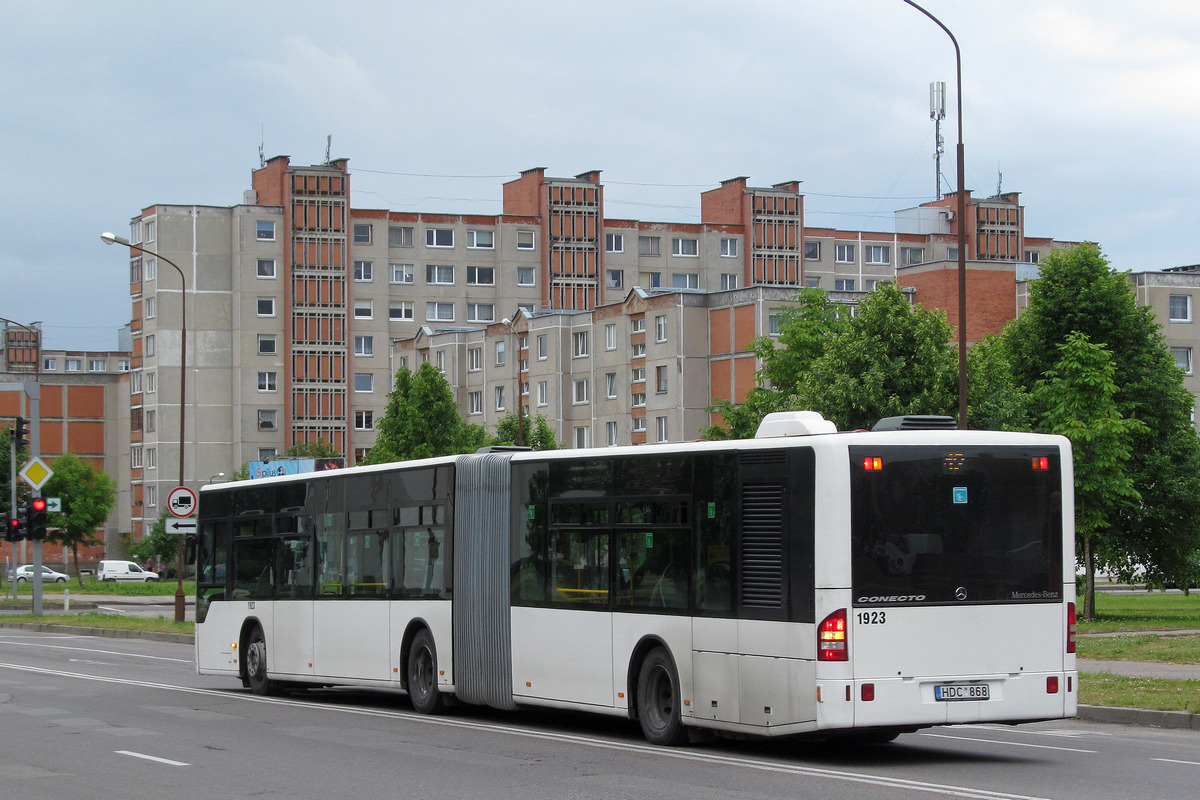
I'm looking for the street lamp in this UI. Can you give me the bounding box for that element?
[500,317,525,446]
[903,0,969,429]
[101,231,189,622]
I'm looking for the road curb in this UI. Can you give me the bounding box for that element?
[1078,704,1200,731]
[0,621,193,645]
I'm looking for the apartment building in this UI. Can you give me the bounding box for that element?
[1,322,131,558]
[1131,267,1200,418]
[113,155,1074,538]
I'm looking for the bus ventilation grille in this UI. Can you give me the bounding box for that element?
[872,415,957,431]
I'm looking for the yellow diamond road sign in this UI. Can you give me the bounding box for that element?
[19,457,53,491]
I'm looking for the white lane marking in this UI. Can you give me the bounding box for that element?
[0,662,1054,800]
[959,725,1113,739]
[919,732,1097,754]
[1152,758,1200,767]
[116,750,189,766]
[0,640,190,663]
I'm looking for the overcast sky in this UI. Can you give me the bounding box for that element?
[4,1,1198,351]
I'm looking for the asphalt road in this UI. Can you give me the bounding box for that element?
[0,629,1197,800]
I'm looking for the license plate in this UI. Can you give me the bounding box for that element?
[934,683,990,701]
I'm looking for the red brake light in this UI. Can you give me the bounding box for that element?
[1047,676,1059,694]
[1066,602,1077,653]
[863,457,883,471]
[1032,457,1050,471]
[819,609,848,661]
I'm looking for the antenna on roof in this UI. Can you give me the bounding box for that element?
[258,126,265,168]
[996,165,1003,196]
[325,134,332,164]
[930,81,946,200]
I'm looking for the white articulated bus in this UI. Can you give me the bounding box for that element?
[192,412,1077,744]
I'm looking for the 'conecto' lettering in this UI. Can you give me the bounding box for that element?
[857,594,927,603]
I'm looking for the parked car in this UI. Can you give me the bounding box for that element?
[97,560,159,582]
[15,564,69,583]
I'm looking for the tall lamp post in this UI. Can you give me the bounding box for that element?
[904,0,968,428]
[101,231,189,622]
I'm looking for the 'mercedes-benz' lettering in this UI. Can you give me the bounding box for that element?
[857,594,927,604]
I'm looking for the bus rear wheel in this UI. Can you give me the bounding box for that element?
[637,647,687,746]
[406,629,444,714]
[245,627,278,696]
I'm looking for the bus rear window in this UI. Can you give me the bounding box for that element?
[850,445,1063,606]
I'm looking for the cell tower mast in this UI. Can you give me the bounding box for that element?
[930,80,946,200]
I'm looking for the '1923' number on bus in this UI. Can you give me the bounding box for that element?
[857,611,886,625]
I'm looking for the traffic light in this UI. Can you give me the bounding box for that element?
[13,416,30,449]
[10,505,27,541]
[4,512,18,542]
[27,498,47,540]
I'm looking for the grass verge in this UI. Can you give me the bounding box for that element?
[1079,591,1200,633]
[1077,633,1200,665]
[1080,673,1200,714]
[2,580,196,596]
[0,613,193,636]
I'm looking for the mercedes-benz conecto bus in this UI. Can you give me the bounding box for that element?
[192,412,1077,745]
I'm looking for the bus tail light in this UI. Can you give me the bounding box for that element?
[1066,602,1077,653]
[863,457,883,471]
[818,609,848,661]
[1032,457,1050,470]
[1047,676,1059,694]
[861,683,875,701]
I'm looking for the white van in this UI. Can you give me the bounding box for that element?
[97,560,159,582]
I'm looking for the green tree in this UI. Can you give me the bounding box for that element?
[285,439,339,459]
[966,334,1031,431]
[130,512,179,578]
[1032,332,1145,619]
[753,287,845,391]
[794,283,958,430]
[367,362,481,463]
[41,454,116,585]
[495,412,561,450]
[1005,243,1200,591]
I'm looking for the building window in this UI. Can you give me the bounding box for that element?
[391,263,414,284]
[89,359,107,372]
[427,300,454,321]
[606,421,618,446]
[466,230,494,249]
[467,303,495,323]
[354,335,374,356]
[490,339,503,366]
[638,236,661,257]
[146,371,157,393]
[258,409,277,431]
[65,357,81,372]
[131,447,143,469]
[145,484,158,508]
[130,371,142,393]
[835,279,856,292]
[655,315,668,342]
[536,334,548,360]
[355,411,374,430]
[390,301,414,320]
[145,220,156,243]
[805,276,821,288]
[632,392,646,408]
[656,416,669,443]
[353,261,373,281]
[573,331,589,357]
[672,273,698,290]
[146,409,155,431]
[606,269,624,289]
[467,266,495,286]
[118,359,130,372]
[574,426,590,449]
[516,267,535,286]
[144,258,157,281]
[805,241,821,260]
[769,313,783,335]
[900,247,925,266]
[1170,295,1192,323]
[144,335,155,356]
[257,259,276,278]
[354,373,373,392]
[464,348,480,372]
[426,228,454,248]
[605,323,617,350]
[426,264,454,285]
[1172,347,1193,375]
[1024,250,1041,264]
[390,226,414,247]
[632,342,646,357]
[257,221,276,241]
[258,371,278,392]
[517,230,536,250]
[720,273,738,291]
[43,358,56,371]
[672,238,698,257]
[573,379,589,404]
[632,367,646,384]
[656,365,668,393]
[257,335,277,355]
[605,372,618,399]
[835,244,855,263]
[948,247,960,260]
[721,238,738,257]
[632,416,646,433]
[468,391,483,415]
[495,386,506,411]
[606,233,624,253]
[257,297,275,317]
[144,297,156,319]
[354,299,372,319]
[350,223,371,245]
[631,317,646,334]
[865,245,891,265]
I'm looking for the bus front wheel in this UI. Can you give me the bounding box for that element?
[245,627,278,696]
[406,629,444,714]
[636,647,687,746]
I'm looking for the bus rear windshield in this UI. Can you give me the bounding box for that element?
[850,445,1064,607]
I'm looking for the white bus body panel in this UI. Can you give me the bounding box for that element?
[511,606,614,707]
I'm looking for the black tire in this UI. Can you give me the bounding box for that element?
[16,576,26,583]
[406,629,444,714]
[55,577,67,583]
[245,627,278,696]
[636,646,688,746]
